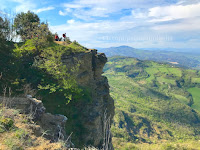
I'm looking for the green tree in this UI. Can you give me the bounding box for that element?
[27,22,53,50]
[14,11,40,41]
[0,16,9,40]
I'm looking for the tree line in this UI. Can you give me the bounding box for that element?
[0,10,52,42]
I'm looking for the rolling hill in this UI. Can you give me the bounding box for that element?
[104,56,200,149]
[99,46,200,69]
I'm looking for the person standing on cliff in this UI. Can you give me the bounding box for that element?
[55,32,59,41]
[63,33,66,41]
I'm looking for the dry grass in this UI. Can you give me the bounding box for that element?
[0,108,67,150]
[54,41,65,45]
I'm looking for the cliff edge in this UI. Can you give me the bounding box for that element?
[61,49,115,148]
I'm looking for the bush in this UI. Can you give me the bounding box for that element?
[0,117,14,132]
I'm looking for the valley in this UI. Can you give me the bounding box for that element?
[104,56,200,149]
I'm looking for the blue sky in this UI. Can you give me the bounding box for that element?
[1,0,200,49]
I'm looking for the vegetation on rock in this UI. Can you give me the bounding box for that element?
[0,11,88,104]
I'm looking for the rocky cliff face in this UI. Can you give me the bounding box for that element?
[0,49,114,149]
[62,50,115,148]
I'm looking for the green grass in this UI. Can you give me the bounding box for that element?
[172,94,189,105]
[168,68,182,77]
[67,41,88,53]
[145,68,159,74]
[157,67,169,73]
[113,139,200,150]
[157,77,176,85]
[192,78,200,83]
[141,68,157,82]
[115,65,123,68]
[188,87,200,111]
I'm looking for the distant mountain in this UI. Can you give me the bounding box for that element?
[98,46,200,69]
[139,48,200,53]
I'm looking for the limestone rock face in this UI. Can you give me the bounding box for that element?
[62,50,115,148]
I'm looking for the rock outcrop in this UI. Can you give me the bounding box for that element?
[0,49,114,149]
[62,50,115,148]
[0,96,69,144]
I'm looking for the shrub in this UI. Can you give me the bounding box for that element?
[0,117,14,132]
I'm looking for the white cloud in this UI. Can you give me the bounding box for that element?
[152,17,200,32]
[63,3,83,9]
[10,0,36,13]
[67,19,75,24]
[59,8,72,16]
[147,3,200,33]
[131,10,148,19]
[59,11,66,16]
[177,0,200,5]
[149,17,174,22]
[5,0,200,48]
[34,6,54,13]
[50,19,136,43]
[16,1,36,13]
[9,0,54,13]
[149,3,200,22]
[59,0,173,19]
[51,1,200,48]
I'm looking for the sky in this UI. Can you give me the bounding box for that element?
[0,0,200,49]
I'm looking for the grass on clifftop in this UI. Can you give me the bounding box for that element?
[0,37,89,101]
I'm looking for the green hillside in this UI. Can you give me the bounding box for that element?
[104,56,200,149]
[188,88,200,111]
[99,46,200,69]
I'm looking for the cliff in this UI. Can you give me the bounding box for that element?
[61,49,115,148]
[0,39,115,149]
